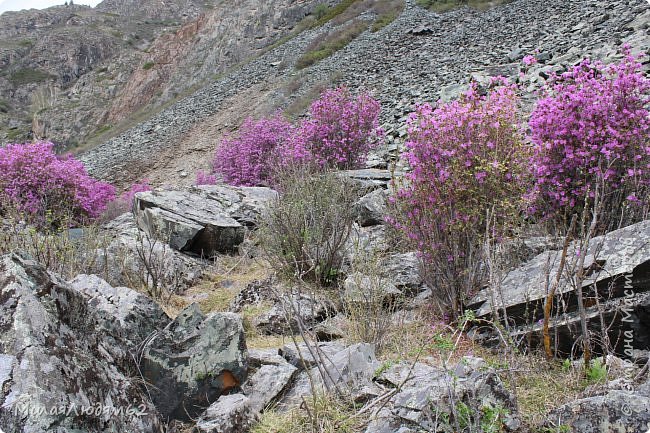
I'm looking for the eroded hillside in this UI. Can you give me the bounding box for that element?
[0,0,325,147]
[77,0,649,189]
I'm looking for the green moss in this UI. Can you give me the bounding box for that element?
[9,68,55,86]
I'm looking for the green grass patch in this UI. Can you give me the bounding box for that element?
[5,128,26,141]
[371,11,399,31]
[296,20,369,69]
[416,0,512,12]
[310,0,360,28]
[95,124,112,135]
[142,61,155,70]
[0,99,10,113]
[9,68,55,86]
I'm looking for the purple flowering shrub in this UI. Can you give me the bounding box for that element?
[0,141,115,225]
[195,170,217,186]
[391,83,531,314]
[296,86,383,169]
[529,50,650,230]
[120,180,152,205]
[100,179,151,221]
[214,114,294,186]
[213,87,382,186]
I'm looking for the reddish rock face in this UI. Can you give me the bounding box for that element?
[106,0,315,124]
[0,0,314,147]
[106,16,207,124]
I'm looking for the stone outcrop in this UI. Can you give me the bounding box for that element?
[243,361,298,413]
[140,303,248,420]
[469,219,650,358]
[68,273,170,367]
[133,184,276,256]
[194,393,256,433]
[367,356,521,432]
[354,187,390,227]
[95,212,204,291]
[279,343,380,408]
[0,253,165,432]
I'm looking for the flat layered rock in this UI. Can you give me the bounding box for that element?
[133,184,276,256]
[469,220,650,358]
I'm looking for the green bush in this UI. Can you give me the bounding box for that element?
[313,3,330,20]
[259,163,359,286]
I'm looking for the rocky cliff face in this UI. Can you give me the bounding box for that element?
[105,0,320,124]
[0,0,320,148]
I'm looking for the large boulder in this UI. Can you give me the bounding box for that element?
[68,273,170,367]
[354,188,389,227]
[469,220,650,358]
[140,304,248,420]
[279,343,380,408]
[194,393,255,433]
[0,254,164,433]
[243,361,298,413]
[134,184,277,257]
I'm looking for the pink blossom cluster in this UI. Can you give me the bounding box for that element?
[213,87,383,186]
[522,55,538,66]
[195,170,217,186]
[395,82,530,247]
[214,114,294,186]
[295,86,382,169]
[529,49,650,214]
[0,141,115,223]
[119,179,152,205]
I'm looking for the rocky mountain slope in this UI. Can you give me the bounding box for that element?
[0,0,324,147]
[76,0,649,189]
